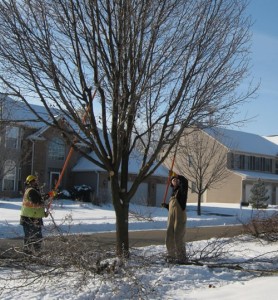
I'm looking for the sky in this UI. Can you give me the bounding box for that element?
[235,0,278,136]
[11,1,277,138]
[0,198,278,299]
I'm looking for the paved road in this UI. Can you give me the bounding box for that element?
[89,225,246,247]
[0,225,246,255]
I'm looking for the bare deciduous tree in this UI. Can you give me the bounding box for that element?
[243,211,278,241]
[170,128,231,215]
[0,0,256,256]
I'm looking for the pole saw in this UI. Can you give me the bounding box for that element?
[162,141,179,205]
[46,87,100,212]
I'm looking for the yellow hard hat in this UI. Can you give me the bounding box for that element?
[26,175,37,184]
[169,170,177,178]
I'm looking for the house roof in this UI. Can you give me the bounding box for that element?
[1,95,75,141]
[234,170,278,182]
[204,127,278,157]
[27,125,48,140]
[263,135,278,145]
[1,95,60,129]
[2,95,167,177]
[72,151,169,177]
[6,94,277,177]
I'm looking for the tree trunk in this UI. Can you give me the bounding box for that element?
[197,193,202,216]
[114,201,129,257]
[110,176,130,257]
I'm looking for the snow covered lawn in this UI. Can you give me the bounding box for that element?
[0,198,277,299]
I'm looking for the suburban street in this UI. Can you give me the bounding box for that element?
[0,225,245,256]
[85,225,245,247]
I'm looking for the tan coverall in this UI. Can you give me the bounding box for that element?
[166,191,187,260]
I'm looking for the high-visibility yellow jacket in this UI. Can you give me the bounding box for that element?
[20,187,45,219]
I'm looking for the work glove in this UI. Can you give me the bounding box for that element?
[161,203,169,210]
[43,193,50,201]
[48,190,58,198]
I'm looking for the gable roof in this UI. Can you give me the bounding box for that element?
[0,94,59,129]
[234,170,278,182]
[72,151,169,177]
[204,127,278,157]
[1,95,168,178]
[263,135,278,145]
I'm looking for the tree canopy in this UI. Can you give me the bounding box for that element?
[0,0,256,255]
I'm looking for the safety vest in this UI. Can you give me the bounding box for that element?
[20,187,45,218]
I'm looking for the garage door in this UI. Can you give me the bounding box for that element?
[266,184,272,204]
[128,182,148,205]
[245,184,252,203]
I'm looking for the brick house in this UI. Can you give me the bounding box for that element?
[0,94,169,204]
[0,94,78,197]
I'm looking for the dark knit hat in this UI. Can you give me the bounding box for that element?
[170,175,179,187]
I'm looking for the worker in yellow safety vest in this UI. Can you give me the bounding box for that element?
[20,175,49,254]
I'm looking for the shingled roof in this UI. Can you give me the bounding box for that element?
[204,127,278,157]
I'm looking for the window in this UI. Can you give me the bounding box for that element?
[17,167,22,191]
[5,126,19,149]
[248,156,255,170]
[188,155,193,167]
[255,157,261,171]
[265,158,272,172]
[234,154,273,173]
[233,154,240,169]
[275,160,278,174]
[48,137,65,161]
[191,181,197,193]
[239,155,245,169]
[230,153,234,169]
[49,171,60,190]
[2,160,16,191]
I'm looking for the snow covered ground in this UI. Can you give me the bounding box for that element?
[0,198,278,299]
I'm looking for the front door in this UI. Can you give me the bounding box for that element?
[50,172,60,190]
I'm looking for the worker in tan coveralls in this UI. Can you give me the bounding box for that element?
[162,174,188,263]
